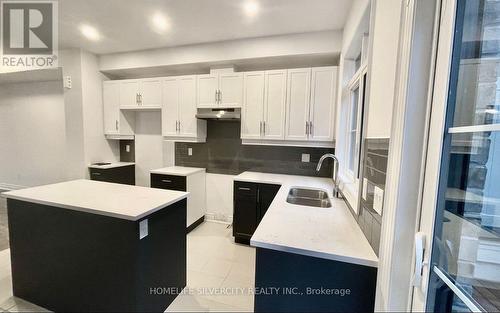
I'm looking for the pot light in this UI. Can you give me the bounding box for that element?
[79,24,100,41]
[243,0,259,18]
[151,12,170,34]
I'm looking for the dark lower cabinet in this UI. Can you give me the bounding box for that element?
[233,181,280,244]
[89,165,135,185]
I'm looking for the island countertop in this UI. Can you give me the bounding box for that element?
[3,179,189,221]
[234,171,378,268]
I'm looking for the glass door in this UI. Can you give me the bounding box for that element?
[425,0,500,311]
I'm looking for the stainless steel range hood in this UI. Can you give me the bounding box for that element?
[196,108,241,120]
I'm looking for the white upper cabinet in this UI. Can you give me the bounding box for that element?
[219,73,243,108]
[162,77,180,137]
[241,71,265,139]
[119,78,162,109]
[103,81,134,138]
[197,74,218,108]
[197,72,243,108]
[285,68,311,141]
[162,75,206,142]
[309,66,337,142]
[263,70,287,140]
[119,80,140,108]
[139,78,162,108]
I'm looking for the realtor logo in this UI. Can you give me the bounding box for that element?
[1,0,58,69]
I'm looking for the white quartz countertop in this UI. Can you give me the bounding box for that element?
[3,179,188,221]
[88,162,135,169]
[234,172,378,268]
[150,166,206,176]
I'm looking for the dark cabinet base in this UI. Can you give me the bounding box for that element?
[89,165,135,185]
[254,248,377,313]
[7,198,186,312]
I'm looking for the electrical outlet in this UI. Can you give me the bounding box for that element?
[126,144,130,153]
[301,154,310,163]
[188,148,193,156]
[63,76,72,89]
[374,186,384,215]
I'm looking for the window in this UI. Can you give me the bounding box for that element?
[346,68,366,179]
[348,85,360,173]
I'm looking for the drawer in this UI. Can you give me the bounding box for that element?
[234,181,258,198]
[89,168,108,182]
[151,174,186,191]
[89,166,135,185]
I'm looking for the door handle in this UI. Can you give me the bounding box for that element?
[412,232,428,288]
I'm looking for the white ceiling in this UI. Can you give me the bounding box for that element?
[59,0,352,55]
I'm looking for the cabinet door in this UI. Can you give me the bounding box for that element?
[103,81,120,135]
[258,183,281,221]
[219,72,243,108]
[263,70,287,140]
[197,74,218,108]
[119,80,140,108]
[178,76,198,137]
[285,68,311,141]
[162,78,179,137]
[140,78,162,108]
[241,72,265,140]
[233,182,258,240]
[309,67,337,141]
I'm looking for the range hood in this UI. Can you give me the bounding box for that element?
[196,108,241,120]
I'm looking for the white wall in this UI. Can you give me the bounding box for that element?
[99,31,342,72]
[0,81,68,188]
[134,112,164,187]
[205,174,234,223]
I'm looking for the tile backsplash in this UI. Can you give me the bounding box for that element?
[175,120,335,177]
[358,138,390,256]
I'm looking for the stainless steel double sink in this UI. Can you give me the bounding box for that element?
[286,187,332,208]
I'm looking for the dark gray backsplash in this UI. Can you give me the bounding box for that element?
[120,140,135,162]
[358,138,390,256]
[175,120,335,177]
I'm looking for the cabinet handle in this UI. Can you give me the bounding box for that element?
[178,120,181,132]
[260,121,263,135]
[139,93,143,105]
[92,172,101,176]
[263,121,266,135]
[238,187,251,191]
[306,121,309,135]
[162,179,172,183]
[115,120,118,130]
[309,121,313,136]
[136,93,139,105]
[215,90,218,103]
[218,90,222,103]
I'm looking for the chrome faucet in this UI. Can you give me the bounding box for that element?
[316,154,342,199]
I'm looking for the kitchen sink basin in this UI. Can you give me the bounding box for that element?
[286,188,332,208]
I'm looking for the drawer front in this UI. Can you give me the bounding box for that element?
[151,174,186,191]
[234,181,258,198]
[89,168,109,182]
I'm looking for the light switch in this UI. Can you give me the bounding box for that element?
[188,148,193,156]
[373,186,384,215]
[139,219,148,239]
[126,144,130,153]
[301,154,310,163]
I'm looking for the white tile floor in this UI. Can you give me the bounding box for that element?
[0,221,255,312]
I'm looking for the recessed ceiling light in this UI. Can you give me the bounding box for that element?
[79,24,100,41]
[243,0,260,18]
[151,12,170,34]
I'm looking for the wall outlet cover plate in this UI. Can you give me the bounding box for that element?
[301,154,310,163]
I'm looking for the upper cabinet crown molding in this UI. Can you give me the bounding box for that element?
[197,72,243,108]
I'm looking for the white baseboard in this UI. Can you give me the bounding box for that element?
[204,213,233,224]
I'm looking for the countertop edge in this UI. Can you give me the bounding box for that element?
[150,168,206,176]
[250,239,378,268]
[88,162,135,169]
[4,193,189,221]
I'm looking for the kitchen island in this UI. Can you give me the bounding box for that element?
[4,179,188,312]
